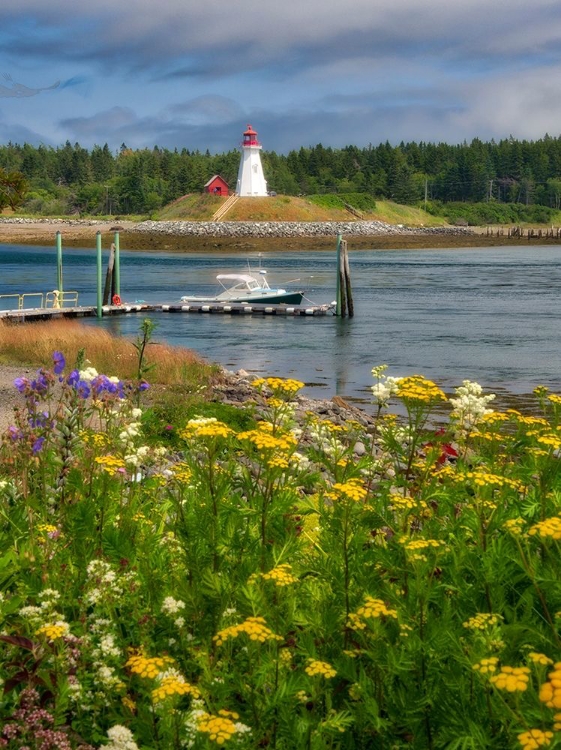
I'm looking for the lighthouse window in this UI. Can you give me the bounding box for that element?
[253,165,258,172]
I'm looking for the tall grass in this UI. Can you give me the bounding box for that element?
[0,318,217,387]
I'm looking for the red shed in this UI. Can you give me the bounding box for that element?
[204,175,229,196]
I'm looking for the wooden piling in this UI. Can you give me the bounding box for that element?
[342,240,354,318]
[335,235,354,318]
[102,242,116,305]
[338,239,347,318]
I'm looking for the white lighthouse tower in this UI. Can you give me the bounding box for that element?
[236,124,268,197]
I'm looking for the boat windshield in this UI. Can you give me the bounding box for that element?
[217,274,268,291]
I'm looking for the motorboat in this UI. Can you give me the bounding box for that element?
[180,269,304,305]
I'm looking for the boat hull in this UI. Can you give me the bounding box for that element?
[181,291,304,305]
[238,291,304,305]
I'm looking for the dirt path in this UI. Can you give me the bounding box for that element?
[0,363,31,433]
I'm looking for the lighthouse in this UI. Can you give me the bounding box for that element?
[236,124,268,197]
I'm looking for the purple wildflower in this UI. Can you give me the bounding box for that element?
[29,411,49,428]
[8,426,23,441]
[13,377,29,393]
[53,351,65,375]
[138,380,150,391]
[30,373,49,394]
[66,369,80,386]
[76,381,91,400]
[32,437,45,455]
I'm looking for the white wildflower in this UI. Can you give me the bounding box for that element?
[161,596,185,615]
[371,365,401,408]
[79,366,99,382]
[38,588,60,601]
[19,605,44,620]
[105,724,139,750]
[449,380,495,429]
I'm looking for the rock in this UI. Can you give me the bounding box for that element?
[131,219,474,240]
[354,441,366,456]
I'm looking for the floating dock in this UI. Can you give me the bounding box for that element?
[0,301,335,323]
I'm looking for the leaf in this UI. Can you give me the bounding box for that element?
[0,634,36,651]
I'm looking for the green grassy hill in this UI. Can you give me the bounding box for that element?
[156,193,447,227]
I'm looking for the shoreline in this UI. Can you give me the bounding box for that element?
[1,218,561,252]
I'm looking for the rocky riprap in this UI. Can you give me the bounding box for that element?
[134,219,474,239]
[0,217,105,226]
[216,368,374,427]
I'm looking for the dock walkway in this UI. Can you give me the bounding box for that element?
[0,301,335,323]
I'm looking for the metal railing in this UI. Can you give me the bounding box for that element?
[45,291,79,308]
[0,294,25,311]
[0,291,79,311]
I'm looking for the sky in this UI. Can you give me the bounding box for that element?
[0,0,561,155]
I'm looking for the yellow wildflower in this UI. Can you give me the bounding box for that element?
[528,516,561,541]
[348,596,398,630]
[528,652,554,667]
[213,616,282,646]
[252,377,304,398]
[267,456,290,469]
[517,729,553,749]
[490,665,530,692]
[397,375,447,404]
[126,653,175,679]
[238,429,297,452]
[305,659,337,678]
[472,657,499,674]
[95,454,125,473]
[180,419,234,440]
[463,469,524,492]
[260,563,298,587]
[171,462,193,483]
[402,538,443,552]
[462,613,502,631]
[37,523,58,534]
[389,494,414,510]
[197,711,240,745]
[504,518,525,535]
[122,695,136,712]
[330,479,368,502]
[35,623,68,641]
[152,675,201,703]
[537,434,561,451]
[539,663,561,709]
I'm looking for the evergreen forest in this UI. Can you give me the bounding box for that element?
[1,134,561,224]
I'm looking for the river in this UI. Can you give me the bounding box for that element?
[1,243,561,406]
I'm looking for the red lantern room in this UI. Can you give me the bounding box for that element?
[242,124,261,148]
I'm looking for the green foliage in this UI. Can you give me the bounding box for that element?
[425,200,558,226]
[3,359,561,747]
[4,134,561,216]
[0,167,27,211]
[307,193,348,209]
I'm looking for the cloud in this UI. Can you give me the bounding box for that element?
[0,73,59,98]
[1,0,561,151]
[2,0,560,76]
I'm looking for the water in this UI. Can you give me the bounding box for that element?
[2,242,561,406]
